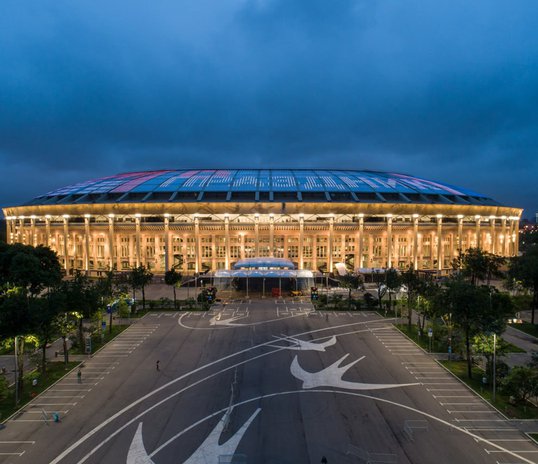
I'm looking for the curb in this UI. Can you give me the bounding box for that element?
[1,318,142,425]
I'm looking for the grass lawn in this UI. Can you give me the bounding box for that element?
[510,322,538,338]
[440,360,538,419]
[529,433,538,444]
[0,361,79,421]
[396,324,526,354]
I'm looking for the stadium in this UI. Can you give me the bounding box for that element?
[2,169,522,281]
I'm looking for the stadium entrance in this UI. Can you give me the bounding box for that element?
[213,258,315,297]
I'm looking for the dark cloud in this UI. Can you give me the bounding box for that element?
[1,0,537,216]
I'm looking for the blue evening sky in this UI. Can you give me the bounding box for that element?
[1,1,537,217]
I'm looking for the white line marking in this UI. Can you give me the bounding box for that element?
[0,441,35,444]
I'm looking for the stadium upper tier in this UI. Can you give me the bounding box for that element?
[23,169,499,206]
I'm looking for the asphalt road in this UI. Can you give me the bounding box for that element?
[1,299,537,464]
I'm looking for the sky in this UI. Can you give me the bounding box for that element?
[1,0,537,218]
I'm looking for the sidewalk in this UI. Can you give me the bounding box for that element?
[503,325,538,368]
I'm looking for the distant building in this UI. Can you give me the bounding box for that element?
[2,169,523,275]
[0,218,5,243]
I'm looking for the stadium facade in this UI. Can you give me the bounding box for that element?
[2,169,522,275]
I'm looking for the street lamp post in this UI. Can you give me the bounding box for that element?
[493,333,497,403]
[246,270,249,299]
[14,335,19,405]
[262,278,266,298]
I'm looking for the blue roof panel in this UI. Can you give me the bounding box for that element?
[34,169,495,204]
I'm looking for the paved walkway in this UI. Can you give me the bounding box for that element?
[503,325,538,368]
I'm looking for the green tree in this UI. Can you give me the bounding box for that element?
[164,268,182,309]
[501,366,538,404]
[471,333,508,381]
[385,268,401,314]
[338,273,362,309]
[64,271,101,350]
[54,311,82,365]
[0,288,32,400]
[437,277,513,378]
[453,248,505,286]
[30,289,64,373]
[129,265,153,311]
[401,266,421,330]
[508,247,538,324]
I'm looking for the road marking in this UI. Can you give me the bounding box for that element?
[0,441,35,444]
[0,451,25,455]
[48,317,497,464]
[27,410,69,414]
[427,388,467,392]
[486,449,538,454]
[48,388,92,392]
[448,410,496,414]
[31,403,77,406]
[41,395,85,398]
[440,402,484,405]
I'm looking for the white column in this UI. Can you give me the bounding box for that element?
[358,215,364,269]
[254,214,260,257]
[413,214,418,271]
[194,216,200,273]
[490,217,496,254]
[269,214,274,257]
[225,215,230,268]
[84,216,90,272]
[45,216,51,247]
[30,217,36,247]
[457,215,463,253]
[386,215,393,268]
[299,215,304,269]
[436,215,443,271]
[475,215,481,249]
[63,216,69,273]
[108,215,115,271]
[135,215,141,267]
[164,215,171,271]
[328,216,334,272]
[501,217,508,256]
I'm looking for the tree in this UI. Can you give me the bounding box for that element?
[453,248,505,286]
[508,247,538,324]
[129,265,154,311]
[401,266,421,330]
[164,268,182,309]
[501,366,538,404]
[338,273,362,309]
[0,243,62,296]
[54,311,82,365]
[0,287,32,400]
[385,268,401,313]
[0,243,63,400]
[471,333,508,381]
[61,271,100,349]
[437,277,513,378]
[30,289,64,373]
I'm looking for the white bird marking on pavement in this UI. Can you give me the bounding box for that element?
[126,423,155,464]
[290,354,420,390]
[182,408,261,464]
[267,334,337,351]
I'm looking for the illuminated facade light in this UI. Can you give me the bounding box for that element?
[2,168,522,273]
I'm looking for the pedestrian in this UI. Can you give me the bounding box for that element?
[156,360,160,371]
[321,457,328,464]
[77,368,82,384]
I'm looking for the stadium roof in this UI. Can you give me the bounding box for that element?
[23,169,500,207]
